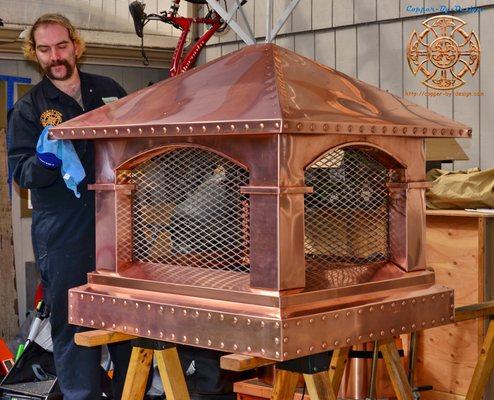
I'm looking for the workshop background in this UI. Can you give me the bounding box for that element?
[0,0,492,373]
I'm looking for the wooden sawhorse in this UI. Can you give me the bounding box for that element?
[75,330,190,400]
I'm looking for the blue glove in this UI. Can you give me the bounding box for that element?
[36,126,86,198]
[36,126,61,169]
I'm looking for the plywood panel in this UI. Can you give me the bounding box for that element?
[335,27,356,77]
[379,21,403,96]
[479,7,494,170]
[315,30,335,68]
[357,24,379,86]
[292,0,312,33]
[354,0,376,24]
[377,0,400,20]
[453,11,480,170]
[333,0,354,27]
[312,0,333,30]
[294,32,314,59]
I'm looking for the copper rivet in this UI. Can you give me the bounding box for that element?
[391,303,395,308]
[358,310,363,315]
[124,326,127,331]
[194,311,199,317]
[275,337,280,344]
[380,305,384,310]
[60,131,64,136]
[147,330,151,336]
[233,317,238,324]
[309,318,314,324]
[171,334,176,339]
[283,323,288,328]
[135,303,139,309]
[296,321,301,326]
[323,124,329,131]
[359,125,364,133]
[228,124,234,132]
[71,130,75,135]
[70,293,73,298]
[69,317,73,322]
[296,349,302,355]
[90,295,94,302]
[382,127,387,133]
[112,324,116,329]
[308,345,314,352]
[380,330,385,336]
[450,316,454,321]
[202,126,207,132]
[208,340,212,346]
[432,296,436,301]
[220,314,225,321]
[69,305,73,310]
[275,322,280,328]
[233,344,238,350]
[369,307,374,312]
[369,333,374,338]
[80,318,84,323]
[135,328,139,334]
[431,320,436,325]
[401,326,406,331]
[322,315,327,321]
[208,313,212,319]
[216,125,221,131]
[93,129,97,135]
[246,318,251,325]
[176,126,180,133]
[183,336,187,342]
[310,124,315,131]
[275,352,280,358]
[147,304,151,310]
[189,126,194,133]
[422,298,426,303]
[283,352,288,358]
[183,310,187,316]
[441,317,445,322]
[275,122,280,128]
[347,125,352,132]
[422,127,427,134]
[334,313,339,319]
[346,311,351,317]
[261,321,265,328]
[334,341,339,346]
[391,328,396,334]
[163,127,167,133]
[261,348,266,355]
[345,338,350,344]
[171,307,175,314]
[123,301,127,307]
[101,297,105,303]
[441,294,445,299]
[160,332,164,338]
[245,124,250,130]
[103,129,107,135]
[112,299,116,304]
[247,346,252,352]
[450,292,454,298]
[432,128,437,135]
[413,127,417,134]
[283,123,289,129]
[195,338,200,344]
[283,337,288,343]
[358,335,363,341]
[159,306,163,313]
[402,301,406,306]
[412,299,416,304]
[80,294,84,300]
[150,127,155,133]
[260,123,265,129]
[336,124,340,131]
[371,126,376,133]
[297,123,302,130]
[90,320,94,326]
[422,321,426,327]
[322,342,327,349]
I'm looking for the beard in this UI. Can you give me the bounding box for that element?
[44,59,74,81]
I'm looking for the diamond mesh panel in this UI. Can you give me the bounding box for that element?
[304,147,390,268]
[130,148,250,273]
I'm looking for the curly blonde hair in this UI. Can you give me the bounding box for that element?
[23,13,86,61]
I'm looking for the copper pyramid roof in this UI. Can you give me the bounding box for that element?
[51,43,471,140]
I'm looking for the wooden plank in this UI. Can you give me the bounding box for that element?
[332,0,354,27]
[303,371,336,400]
[312,0,332,30]
[455,301,494,322]
[379,339,413,400]
[328,346,350,395]
[315,30,335,68]
[356,24,379,86]
[377,0,400,20]
[234,378,308,400]
[354,0,376,24]
[379,20,403,96]
[465,320,494,400]
[426,210,494,218]
[220,354,275,371]
[74,329,136,347]
[0,128,18,342]
[121,347,153,400]
[421,390,466,400]
[155,347,190,400]
[271,369,300,400]
[294,32,314,59]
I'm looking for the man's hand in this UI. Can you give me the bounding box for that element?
[36,126,62,169]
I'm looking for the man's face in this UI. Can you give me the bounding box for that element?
[34,23,79,81]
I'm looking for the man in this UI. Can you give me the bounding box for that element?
[7,14,130,400]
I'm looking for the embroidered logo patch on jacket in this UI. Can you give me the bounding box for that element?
[40,109,63,127]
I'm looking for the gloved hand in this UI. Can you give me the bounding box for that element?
[36,126,61,169]
[36,125,86,198]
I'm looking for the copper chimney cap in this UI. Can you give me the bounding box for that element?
[50,43,471,140]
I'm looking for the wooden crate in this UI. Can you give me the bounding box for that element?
[417,210,494,400]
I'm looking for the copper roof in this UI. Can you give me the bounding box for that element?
[50,43,471,140]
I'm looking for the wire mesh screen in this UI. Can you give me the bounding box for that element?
[130,148,250,274]
[304,147,390,269]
